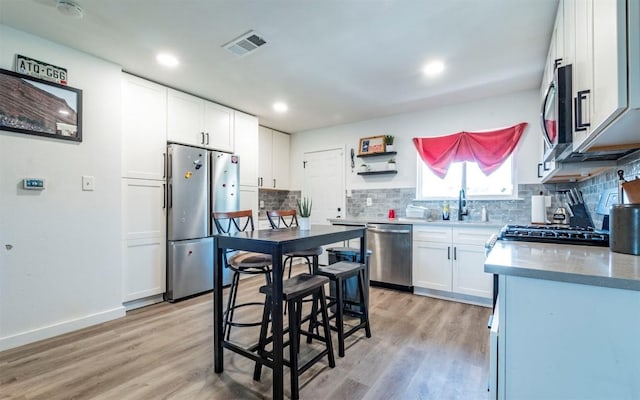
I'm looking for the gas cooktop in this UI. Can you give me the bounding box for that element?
[498,224,609,247]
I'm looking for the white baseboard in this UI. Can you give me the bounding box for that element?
[413,286,492,308]
[0,306,126,352]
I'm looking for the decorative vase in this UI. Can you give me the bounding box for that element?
[386,144,394,152]
[387,163,396,170]
[360,165,368,173]
[299,217,311,230]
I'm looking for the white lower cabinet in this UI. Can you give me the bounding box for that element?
[239,185,259,222]
[122,178,166,307]
[413,225,496,305]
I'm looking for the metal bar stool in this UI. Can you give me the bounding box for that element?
[212,210,272,343]
[253,273,335,400]
[311,261,371,357]
[266,209,323,278]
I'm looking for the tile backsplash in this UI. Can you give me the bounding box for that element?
[258,189,301,218]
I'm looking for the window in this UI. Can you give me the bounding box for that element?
[416,156,515,199]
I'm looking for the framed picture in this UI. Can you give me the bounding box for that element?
[0,68,82,142]
[358,135,385,155]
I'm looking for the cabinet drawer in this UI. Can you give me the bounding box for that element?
[413,225,452,242]
[452,227,497,246]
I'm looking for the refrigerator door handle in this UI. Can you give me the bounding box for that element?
[168,183,173,209]
[167,154,172,178]
[163,152,166,178]
[163,183,166,209]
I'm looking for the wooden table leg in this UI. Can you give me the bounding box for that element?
[271,246,284,399]
[213,238,224,373]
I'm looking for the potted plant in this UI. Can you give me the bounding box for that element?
[360,163,370,173]
[387,158,396,170]
[297,197,312,230]
[384,135,395,152]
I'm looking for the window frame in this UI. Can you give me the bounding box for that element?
[415,155,518,201]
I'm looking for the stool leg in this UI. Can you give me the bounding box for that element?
[336,277,345,357]
[289,298,300,400]
[223,271,241,341]
[357,269,372,338]
[253,293,272,381]
[287,256,294,279]
[318,288,336,368]
[306,289,319,344]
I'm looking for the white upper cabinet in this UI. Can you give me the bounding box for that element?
[234,111,259,186]
[258,126,290,190]
[167,89,234,152]
[121,74,167,180]
[572,0,635,151]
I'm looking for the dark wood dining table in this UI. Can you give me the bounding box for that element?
[213,224,367,400]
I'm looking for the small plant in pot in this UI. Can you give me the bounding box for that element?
[297,197,312,230]
[384,135,395,152]
[360,163,369,173]
[387,158,396,170]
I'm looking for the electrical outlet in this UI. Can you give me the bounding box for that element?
[366,197,372,206]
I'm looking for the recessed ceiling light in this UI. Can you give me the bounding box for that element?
[273,102,288,113]
[423,61,445,76]
[156,53,179,68]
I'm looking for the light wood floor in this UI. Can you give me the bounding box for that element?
[0,270,491,400]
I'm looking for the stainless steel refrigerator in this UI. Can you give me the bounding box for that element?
[166,144,238,301]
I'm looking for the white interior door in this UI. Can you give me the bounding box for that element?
[303,148,345,225]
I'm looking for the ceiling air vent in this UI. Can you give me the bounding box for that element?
[223,30,267,57]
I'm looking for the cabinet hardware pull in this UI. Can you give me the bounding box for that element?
[447,246,451,260]
[574,90,591,132]
[537,163,543,178]
[453,247,457,260]
[201,132,205,144]
[163,153,167,178]
[273,178,276,188]
[206,132,210,145]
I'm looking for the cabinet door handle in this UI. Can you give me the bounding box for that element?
[447,246,451,260]
[206,132,210,145]
[453,247,457,260]
[537,163,543,178]
[273,178,276,188]
[201,132,205,144]
[162,183,166,209]
[163,152,167,178]
[574,90,591,132]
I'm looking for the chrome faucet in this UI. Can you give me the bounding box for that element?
[458,188,468,221]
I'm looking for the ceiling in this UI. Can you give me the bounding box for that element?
[0,0,558,133]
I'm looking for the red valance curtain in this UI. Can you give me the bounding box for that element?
[412,122,528,178]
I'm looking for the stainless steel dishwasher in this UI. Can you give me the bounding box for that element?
[367,223,413,291]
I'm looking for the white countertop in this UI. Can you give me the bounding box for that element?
[485,240,640,291]
[328,217,503,229]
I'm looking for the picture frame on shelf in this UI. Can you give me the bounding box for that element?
[0,68,83,142]
[358,135,385,155]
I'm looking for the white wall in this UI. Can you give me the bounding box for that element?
[291,90,542,191]
[0,25,124,350]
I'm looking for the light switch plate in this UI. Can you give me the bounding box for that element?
[82,176,95,191]
[366,197,372,206]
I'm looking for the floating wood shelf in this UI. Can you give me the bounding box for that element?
[357,151,397,158]
[357,170,398,176]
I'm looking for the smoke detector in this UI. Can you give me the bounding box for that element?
[56,0,84,18]
[223,30,267,57]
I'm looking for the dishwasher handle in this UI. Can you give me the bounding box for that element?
[368,227,412,234]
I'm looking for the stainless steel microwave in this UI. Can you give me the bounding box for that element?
[541,64,572,162]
